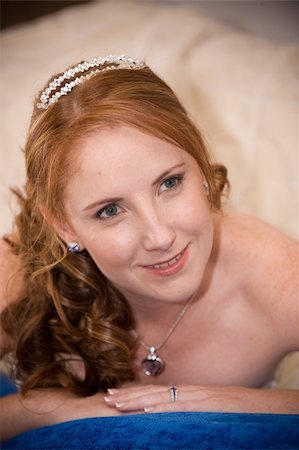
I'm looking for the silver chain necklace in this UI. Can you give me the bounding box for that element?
[133,295,194,376]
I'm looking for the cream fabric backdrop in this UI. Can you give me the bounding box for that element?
[0,1,298,387]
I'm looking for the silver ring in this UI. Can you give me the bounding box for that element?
[168,386,178,403]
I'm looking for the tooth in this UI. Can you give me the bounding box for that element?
[149,250,183,269]
[157,262,168,269]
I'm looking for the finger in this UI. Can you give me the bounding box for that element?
[144,400,204,414]
[105,390,170,411]
[107,384,200,400]
[107,384,164,396]
[106,387,202,412]
[106,385,167,404]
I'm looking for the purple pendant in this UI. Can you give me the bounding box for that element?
[141,347,164,376]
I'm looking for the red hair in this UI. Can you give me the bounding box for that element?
[2,61,229,395]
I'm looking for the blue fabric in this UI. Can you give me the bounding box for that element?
[3,412,299,449]
[2,375,298,449]
[0,373,18,397]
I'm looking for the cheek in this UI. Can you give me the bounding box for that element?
[174,186,211,233]
[85,228,137,274]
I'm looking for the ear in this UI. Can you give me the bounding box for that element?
[38,204,85,250]
[51,218,84,251]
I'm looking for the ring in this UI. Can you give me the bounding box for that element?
[168,386,178,403]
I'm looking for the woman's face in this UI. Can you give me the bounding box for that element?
[62,126,214,307]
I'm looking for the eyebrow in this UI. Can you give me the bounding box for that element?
[83,162,186,212]
[151,162,185,186]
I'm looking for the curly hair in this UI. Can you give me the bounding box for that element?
[1,60,229,395]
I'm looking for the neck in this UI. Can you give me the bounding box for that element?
[129,290,197,327]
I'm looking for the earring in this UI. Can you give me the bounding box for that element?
[67,242,81,254]
[203,180,209,192]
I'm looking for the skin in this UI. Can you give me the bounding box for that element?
[0,240,25,356]
[60,126,214,311]
[1,125,298,441]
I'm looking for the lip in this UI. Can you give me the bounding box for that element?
[142,245,189,277]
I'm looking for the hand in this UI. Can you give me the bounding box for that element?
[103,384,258,414]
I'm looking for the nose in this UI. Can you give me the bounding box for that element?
[140,206,176,252]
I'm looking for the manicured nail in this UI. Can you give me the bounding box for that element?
[115,402,126,408]
[107,389,117,395]
[103,396,112,403]
[144,407,153,413]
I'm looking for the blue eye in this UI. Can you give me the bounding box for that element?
[161,174,183,192]
[97,203,120,220]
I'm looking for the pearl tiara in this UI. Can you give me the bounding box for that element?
[36,55,146,110]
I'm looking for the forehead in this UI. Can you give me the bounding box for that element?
[62,126,201,213]
[70,125,192,180]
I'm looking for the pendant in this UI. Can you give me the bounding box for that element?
[141,347,164,376]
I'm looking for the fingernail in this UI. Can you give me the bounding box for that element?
[103,396,112,403]
[107,389,117,395]
[144,407,153,413]
[115,402,126,408]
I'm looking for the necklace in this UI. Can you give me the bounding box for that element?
[133,295,194,377]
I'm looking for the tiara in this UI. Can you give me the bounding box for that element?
[36,55,145,110]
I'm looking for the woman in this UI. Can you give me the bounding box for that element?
[1,55,298,441]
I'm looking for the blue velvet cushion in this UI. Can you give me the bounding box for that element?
[1,374,298,449]
[0,373,18,397]
[3,411,299,449]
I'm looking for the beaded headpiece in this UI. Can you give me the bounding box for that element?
[36,55,145,110]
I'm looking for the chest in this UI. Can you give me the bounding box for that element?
[132,295,283,388]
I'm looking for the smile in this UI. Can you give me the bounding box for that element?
[147,251,183,269]
[143,245,189,276]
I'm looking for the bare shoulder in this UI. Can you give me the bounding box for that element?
[0,237,26,355]
[219,210,299,351]
[220,210,297,255]
[0,237,25,313]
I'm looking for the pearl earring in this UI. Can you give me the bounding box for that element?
[203,180,209,192]
[67,242,81,254]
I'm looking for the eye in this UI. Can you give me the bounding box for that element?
[160,174,184,192]
[96,203,120,220]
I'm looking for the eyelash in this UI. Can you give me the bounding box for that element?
[95,173,184,221]
[160,173,184,192]
[96,203,120,220]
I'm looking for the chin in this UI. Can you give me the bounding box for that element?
[142,271,203,305]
